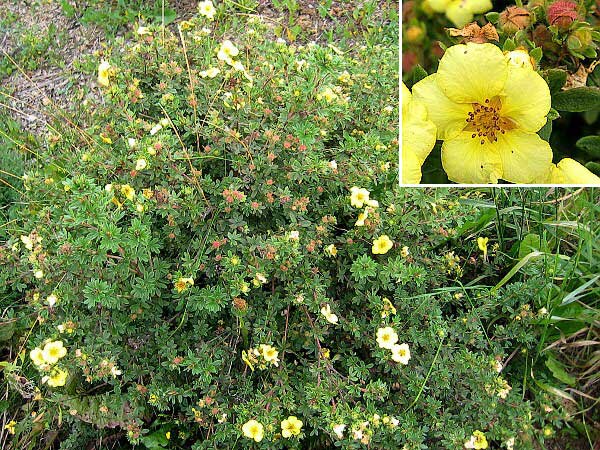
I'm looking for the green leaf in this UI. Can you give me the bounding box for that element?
[518,234,550,259]
[576,135,600,158]
[545,356,576,386]
[544,69,567,95]
[503,38,516,52]
[485,11,499,23]
[412,65,428,86]
[585,161,600,176]
[537,119,552,142]
[552,87,600,112]
[0,321,15,342]
[530,47,543,64]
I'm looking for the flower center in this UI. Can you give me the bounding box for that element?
[464,97,516,144]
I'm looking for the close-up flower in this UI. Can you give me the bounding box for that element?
[376,327,398,349]
[413,43,552,184]
[372,235,393,254]
[42,340,67,365]
[349,186,371,208]
[30,347,46,366]
[242,419,264,442]
[391,343,411,364]
[198,1,216,20]
[45,367,69,387]
[97,60,111,87]
[281,416,303,438]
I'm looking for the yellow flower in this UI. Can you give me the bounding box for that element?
[4,420,16,435]
[332,423,346,439]
[20,235,34,250]
[401,246,410,257]
[259,344,280,366]
[281,416,303,438]
[413,43,552,184]
[121,184,135,201]
[355,209,368,227]
[42,341,67,364]
[426,0,492,27]
[381,297,397,318]
[391,343,411,364]
[242,419,264,442]
[325,244,338,257]
[465,430,489,449]
[136,26,151,35]
[175,277,194,293]
[199,67,220,78]
[98,60,111,87]
[376,327,398,349]
[402,83,437,184]
[349,186,370,208]
[539,158,600,184]
[477,236,489,260]
[30,347,46,366]
[46,367,68,387]
[320,304,338,324]
[217,40,239,64]
[372,235,393,255]
[318,87,338,103]
[135,159,147,171]
[198,0,216,20]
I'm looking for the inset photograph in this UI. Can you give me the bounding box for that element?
[402,0,600,185]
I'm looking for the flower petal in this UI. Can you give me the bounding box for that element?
[495,130,553,183]
[501,65,551,132]
[403,101,437,162]
[402,147,424,184]
[437,43,508,104]
[551,158,600,184]
[446,2,473,27]
[412,74,472,140]
[441,133,503,183]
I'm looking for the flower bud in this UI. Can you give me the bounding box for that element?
[547,0,578,31]
[405,26,425,44]
[499,6,531,34]
[567,27,593,52]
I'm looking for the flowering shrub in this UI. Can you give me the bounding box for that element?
[402,0,600,184]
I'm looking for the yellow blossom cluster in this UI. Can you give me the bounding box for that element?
[334,413,399,444]
[17,231,46,280]
[30,341,69,387]
[349,186,380,228]
[376,327,411,364]
[241,344,279,371]
[242,416,303,442]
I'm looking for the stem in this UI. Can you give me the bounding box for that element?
[405,336,444,412]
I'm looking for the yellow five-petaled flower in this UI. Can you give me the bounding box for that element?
[281,416,303,438]
[98,60,111,87]
[413,43,553,184]
[372,235,393,255]
[242,419,264,442]
[198,1,216,20]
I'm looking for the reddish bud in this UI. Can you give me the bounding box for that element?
[547,1,578,31]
